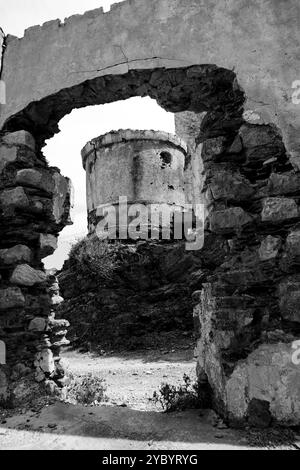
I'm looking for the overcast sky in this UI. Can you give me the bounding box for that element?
[0,0,175,269]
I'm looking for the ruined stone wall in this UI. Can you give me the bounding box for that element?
[194,122,300,427]
[0,131,72,404]
[0,1,299,427]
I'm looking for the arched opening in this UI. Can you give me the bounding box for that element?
[1,65,244,145]
[39,93,201,411]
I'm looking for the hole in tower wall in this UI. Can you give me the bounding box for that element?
[160,151,172,168]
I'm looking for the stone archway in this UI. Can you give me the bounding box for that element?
[1,65,244,146]
[0,1,300,427]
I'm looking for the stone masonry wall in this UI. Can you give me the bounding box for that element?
[0,131,72,404]
[194,122,300,427]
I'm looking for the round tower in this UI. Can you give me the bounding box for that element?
[81,129,188,238]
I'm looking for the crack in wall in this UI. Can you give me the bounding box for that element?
[1,65,245,147]
[68,56,190,75]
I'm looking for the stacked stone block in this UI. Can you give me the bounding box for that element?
[0,131,72,403]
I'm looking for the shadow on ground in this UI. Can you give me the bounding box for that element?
[0,402,253,450]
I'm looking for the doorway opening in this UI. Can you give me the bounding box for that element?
[41,95,200,411]
[43,96,175,270]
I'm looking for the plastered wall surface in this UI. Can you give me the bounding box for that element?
[0,0,299,158]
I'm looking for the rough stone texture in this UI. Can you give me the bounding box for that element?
[52,173,73,226]
[196,286,300,426]
[268,172,300,196]
[278,277,300,323]
[1,131,35,151]
[0,369,8,402]
[0,287,25,310]
[239,124,285,155]
[210,208,252,233]
[0,0,299,161]
[286,228,300,257]
[0,146,18,173]
[10,264,47,286]
[0,137,73,242]
[261,197,299,223]
[16,168,55,193]
[28,317,47,332]
[225,343,300,426]
[39,234,57,258]
[0,187,29,211]
[34,349,55,375]
[207,171,254,203]
[247,398,272,429]
[59,240,201,349]
[258,236,281,261]
[0,132,72,405]
[281,227,300,271]
[194,122,300,427]
[0,245,31,265]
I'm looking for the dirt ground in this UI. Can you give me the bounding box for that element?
[0,346,298,450]
[63,346,198,411]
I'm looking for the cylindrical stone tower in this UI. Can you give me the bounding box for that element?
[81,130,188,238]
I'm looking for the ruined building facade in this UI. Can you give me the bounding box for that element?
[0,0,299,427]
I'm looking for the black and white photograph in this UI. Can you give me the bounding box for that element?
[0,0,299,453]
